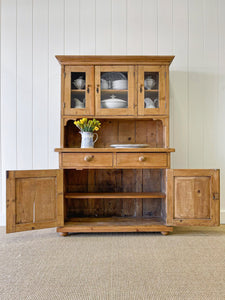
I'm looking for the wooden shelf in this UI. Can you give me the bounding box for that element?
[55,147,175,153]
[101,89,128,92]
[71,89,85,92]
[65,192,166,199]
[57,217,173,233]
[145,89,158,92]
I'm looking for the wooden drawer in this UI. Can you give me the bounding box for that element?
[61,153,113,168]
[116,153,169,168]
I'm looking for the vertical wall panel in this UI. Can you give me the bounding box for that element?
[142,0,158,55]
[202,0,219,168]
[172,0,188,168]
[33,0,49,168]
[65,0,79,54]
[1,0,17,225]
[158,0,173,55]
[188,0,204,168]
[127,0,142,54]
[49,0,64,168]
[112,0,126,54]
[80,0,96,54]
[96,0,112,54]
[1,0,17,170]
[218,0,225,218]
[17,0,33,169]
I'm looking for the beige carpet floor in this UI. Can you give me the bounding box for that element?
[1,226,225,300]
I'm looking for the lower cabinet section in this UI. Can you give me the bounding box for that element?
[6,168,220,235]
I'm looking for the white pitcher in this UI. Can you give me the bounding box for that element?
[144,98,158,108]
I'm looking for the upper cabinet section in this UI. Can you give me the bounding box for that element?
[64,66,94,115]
[56,55,174,117]
[95,66,135,116]
[138,66,167,115]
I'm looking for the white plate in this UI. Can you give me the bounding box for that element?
[110,144,150,148]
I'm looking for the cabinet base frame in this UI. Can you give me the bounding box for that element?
[56,218,173,234]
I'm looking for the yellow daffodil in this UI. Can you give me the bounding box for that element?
[74,118,101,132]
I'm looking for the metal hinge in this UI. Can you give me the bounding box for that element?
[64,71,66,78]
[213,193,220,200]
[63,103,65,108]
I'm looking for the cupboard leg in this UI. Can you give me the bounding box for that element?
[59,232,68,237]
[161,231,169,236]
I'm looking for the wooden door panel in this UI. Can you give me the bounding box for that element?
[166,169,220,226]
[174,177,210,219]
[7,170,63,233]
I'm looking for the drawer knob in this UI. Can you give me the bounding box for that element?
[84,155,93,162]
[139,156,146,162]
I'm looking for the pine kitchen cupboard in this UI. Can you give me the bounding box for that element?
[6,56,220,235]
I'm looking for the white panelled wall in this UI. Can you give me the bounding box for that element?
[1,0,225,225]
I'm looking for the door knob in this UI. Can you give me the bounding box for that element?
[84,155,94,162]
[139,156,146,162]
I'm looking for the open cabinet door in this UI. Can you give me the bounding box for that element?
[6,170,63,233]
[166,169,220,226]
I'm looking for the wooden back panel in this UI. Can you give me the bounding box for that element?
[64,119,164,148]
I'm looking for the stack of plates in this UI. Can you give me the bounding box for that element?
[112,80,128,90]
[110,144,150,148]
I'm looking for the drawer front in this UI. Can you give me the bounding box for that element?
[116,153,169,168]
[61,153,113,168]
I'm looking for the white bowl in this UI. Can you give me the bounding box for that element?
[144,78,155,89]
[112,80,128,90]
[101,99,127,109]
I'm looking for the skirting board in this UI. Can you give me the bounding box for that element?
[221,210,225,224]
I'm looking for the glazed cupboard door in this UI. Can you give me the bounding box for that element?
[138,66,167,115]
[166,169,220,226]
[95,66,136,116]
[64,66,94,115]
[6,170,63,233]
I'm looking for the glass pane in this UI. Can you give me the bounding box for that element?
[144,72,159,109]
[71,72,86,109]
[100,72,128,109]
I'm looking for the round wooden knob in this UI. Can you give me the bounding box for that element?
[84,155,93,162]
[139,156,146,162]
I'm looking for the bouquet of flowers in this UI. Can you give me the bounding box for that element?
[74,118,101,132]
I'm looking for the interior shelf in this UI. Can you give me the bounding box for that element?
[65,192,166,199]
[145,89,158,92]
[101,89,128,92]
[71,89,85,92]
